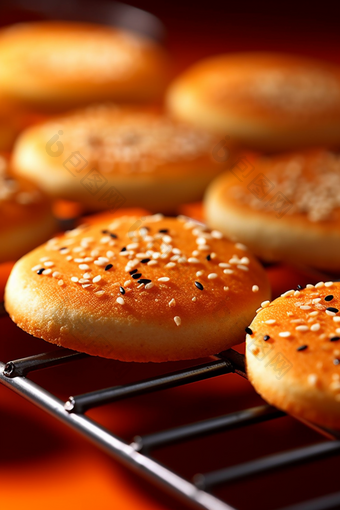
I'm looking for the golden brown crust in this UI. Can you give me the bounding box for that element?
[5,214,270,362]
[204,149,340,271]
[12,104,237,212]
[166,52,340,151]
[0,155,57,262]
[246,282,340,429]
[0,21,170,110]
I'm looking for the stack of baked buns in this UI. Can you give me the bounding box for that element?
[2,16,340,430]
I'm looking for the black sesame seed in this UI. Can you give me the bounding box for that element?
[110,233,118,239]
[137,279,152,284]
[297,345,308,351]
[105,264,113,271]
[59,247,67,251]
[119,286,125,295]
[245,327,253,335]
[101,230,109,234]
[129,269,138,275]
[206,254,211,261]
[132,273,142,279]
[325,295,334,302]
[141,258,151,264]
[195,281,204,290]
[334,358,340,365]
[37,268,45,275]
[327,307,339,313]
[159,228,169,233]
[330,336,340,342]
[296,284,303,290]
[120,247,127,252]
[263,335,270,341]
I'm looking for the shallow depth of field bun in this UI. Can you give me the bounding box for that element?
[246,281,340,429]
[204,149,340,272]
[5,214,270,362]
[0,21,170,111]
[166,52,340,152]
[0,154,56,262]
[12,104,237,212]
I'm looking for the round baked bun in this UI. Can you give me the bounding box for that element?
[0,21,169,111]
[5,214,270,362]
[166,52,340,152]
[0,155,57,262]
[246,281,340,429]
[204,149,340,272]
[12,104,238,213]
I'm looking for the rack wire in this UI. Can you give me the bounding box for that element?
[1,304,340,510]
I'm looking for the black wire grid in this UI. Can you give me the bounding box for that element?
[1,301,340,510]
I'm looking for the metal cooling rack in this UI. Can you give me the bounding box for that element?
[1,305,340,510]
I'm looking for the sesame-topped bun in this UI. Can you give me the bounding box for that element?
[246,281,340,429]
[0,21,169,111]
[4,214,270,362]
[12,104,237,213]
[204,149,340,272]
[166,52,340,152]
[0,155,57,263]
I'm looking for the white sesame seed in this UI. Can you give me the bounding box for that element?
[308,374,318,386]
[137,283,144,289]
[147,260,157,266]
[306,284,314,288]
[296,325,309,332]
[198,245,210,251]
[71,277,79,282]
[58,280,64,286]
[219,263,230,268]
[43,268,52,275]
[84,257,94,263]
[145,282,154,290]
[74,258,84,263]
[83,272,91,279]
[174,316,181,327]
[237,264,249,271]
[158,277,170,282]
[162,235,172,244]
[72,247,82,253]
[44,261,54,267]
[66,256,73,261]
[169,298,176,307]
[261,301,270,308]
[325,281,334,287]
[95,290,105,296]
[79,264,90,271]
[224,286,229,291]
[127,243,139,250]
[172,248,181,255]
[281,290,295,297]
[265,319,276,324]
[211,230,223,239]
[223,269,234,274]
[79,279,90,284]
[31,264,41,271]
[196,237,207,245]
[93,275,102,283]
[309,311,319,316]
[52,272,61,278]
[192,250,199,257]
[91,250,99,257]
[188,258,200,263]
[178,257,187,263]
[40,257,49,262]
[336,328,340,335]
[333,317,340,322]
[100,236,110,244]
[279,331,291,337]
[208,273,218,279]
[60,248,70,254]
[196,271,204,277]
[312,298,322,303]
[240,257,250,264]
[326,310,336,316]
[252,285,259,293]
[300,305,311,310]
[94,260,106,266]
[106,251,114,258]
[166,262,176,268]
[124,280,131,287]
[235,243,247,250]
[294,291,300,296]
[310,323,320,331]
[315,282,325,288]
[82,284,92,288]
[116,297,125,305]
[192,296,197,301]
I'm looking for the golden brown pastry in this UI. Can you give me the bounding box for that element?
[204,149,340,272]
[0,21,170,111]
[167,52,340,152]
[0,155,57,262]
[246,281,340,429]
[5,214,270,362]
[12,104,237,212]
